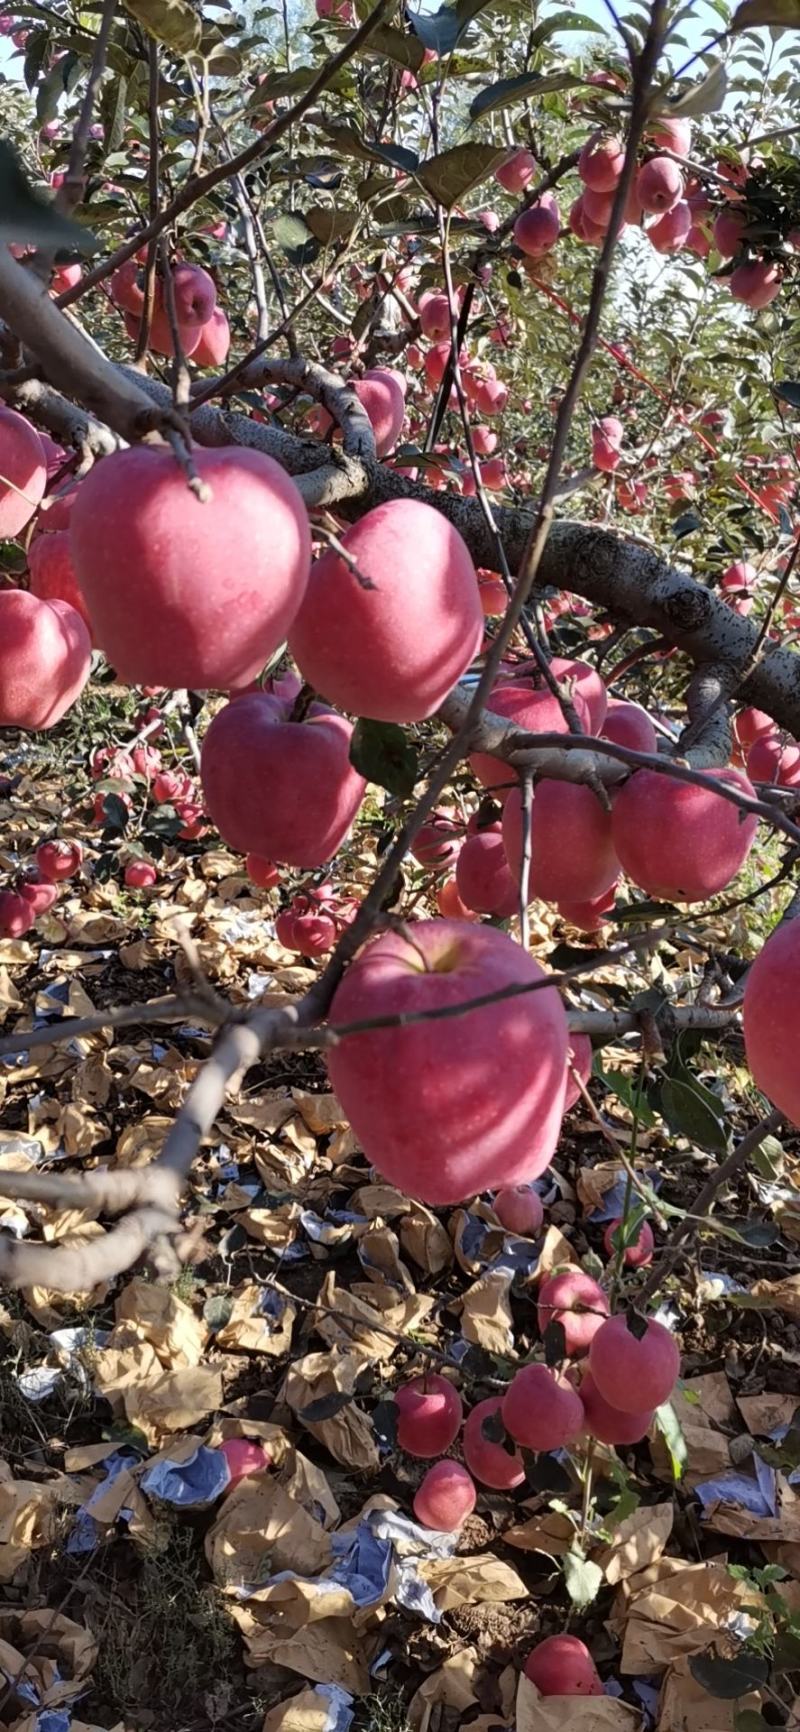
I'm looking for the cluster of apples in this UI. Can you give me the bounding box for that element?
[499,112,786,308]
[274,883,358,958]
[405,659,758,923]
[109,257,230,366]
[88,736,207,845]
[732,705,800,789]
[0,838,82,938]
[397,1302,678,1498]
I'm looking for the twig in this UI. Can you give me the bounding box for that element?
[56,0,118,213]
[635,1108,784,1307]
[55,0,394,314]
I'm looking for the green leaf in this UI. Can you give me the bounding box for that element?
[594,1063,657,1127]
[659,1076,730,1153]
[772,1628,800,1671]
[416,142,510,209]
[734,1714,771,1732]
[316,120,419,175]
[36,50,78,125]
[271,213,320,267]
[203,1293,234,1330]
[304,205,358,243]
[408,0,494,54]
[563,1549,603,1609]
[732,0,800,24]
[543,1320,567,1366]
[122,0,202,52]
[469,69,579,119]
[101,74,128,158]
[655,1401,688,1481]
[23,26,50,91]
[530,8,604,40]
[360,24,426,67]
[688,1653,770,1699]
[350,720,419,798]
[0,142,97,253]
[670,57,728,113]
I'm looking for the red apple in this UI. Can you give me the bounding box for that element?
[200,696,366,867]
[395,1373,463,1457]
[462,1396,525,1489]
[69,446,311,691]
[537,1269,609,1358]
[589,1314,680,1412]
[413,1460,476,1530]
[288,499,483,724]
[326,920,568,1204]
[0,592,91,729]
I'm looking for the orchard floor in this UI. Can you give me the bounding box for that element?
[1,703,800,1732]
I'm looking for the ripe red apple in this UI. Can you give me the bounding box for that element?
[557,884,617,931]
[502,1364,585,1451]
[734,707,773,748]
[455,827,518,918]
[601,701,657,756]
[513,197,560,258]
[0,890,36,938]
[637,156,683,213]
[193,307,231,367]
[569,196,607,245]
[589,1314,680,1412]
[395,1373,463,1457]
[124,859,157,889]
[418,292,451,341]
[27,530,92,635]
[578,1370,654,1445]
[462,1396,525,1489]
[503,781,620,906]
[473,425,497,457]
[275,901,336,957]
[747,733,800,787]
[17,875,59,917]
[201,696,365,867]
[70,446,311,691]
[713,208,747,257]
[537,1269,609,1357]
[603,1217,654,1267]
[0,409,47,536]
[477,571,508,616]
[326,920,568,1204]
[493,1184,544,1236]
[743,919,800,1125]
[496,148,537,193]
[592,415,624,472]
[122,302,203,359]
[413,1460,476,1530]
[729,260,781,307]
[524,1634,603,1697]
[548,657,608,730]
[610,767,758,901]
[36,839,82,881]
[288,499,483,723]
[246,853,280,888]
[435,876,478,920]
[649,115,692,157]
[579,133,625,192]
[648,201,692,253]
[0,592,91,729]
[410,812,462,870]
[582,187,615,226]
[219,1436,271,1493]
[171,261,217,325]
